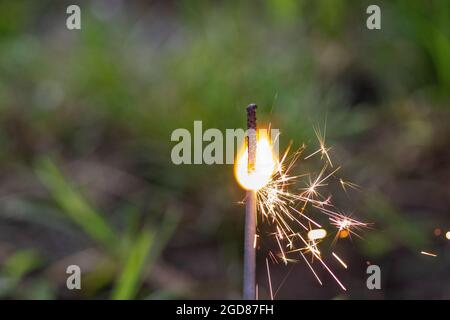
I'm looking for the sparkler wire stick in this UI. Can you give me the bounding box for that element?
[243,103,257,300]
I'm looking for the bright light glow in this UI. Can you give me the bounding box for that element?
[235,130,277,191]
[307,228,327,241]
[446,231,450,240]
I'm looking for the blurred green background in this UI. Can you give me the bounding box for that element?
[0,0,448,299]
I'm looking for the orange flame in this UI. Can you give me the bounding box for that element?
[234,130,277,191]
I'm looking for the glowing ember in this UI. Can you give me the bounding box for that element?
[308,229,327,241]
[339,230,349,238]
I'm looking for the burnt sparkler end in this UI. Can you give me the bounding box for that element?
[246,104,257,130]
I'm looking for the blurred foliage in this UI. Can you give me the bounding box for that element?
[0,0,448,299]
[36,157,117,250]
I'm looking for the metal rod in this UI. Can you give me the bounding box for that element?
[243,103,257,300]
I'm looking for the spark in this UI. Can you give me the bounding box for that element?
[275,234,288,265]
[255,134,365,290]
[340,178,360,195]
[318,256,347,291]
[274,264,295,298]
[421,251,437,257]
[305,124,333,167]
[235,125,368,294]
[332,252,348,269]
[299,251,323,286]
[266,258,274,300]
[326,211,369,241]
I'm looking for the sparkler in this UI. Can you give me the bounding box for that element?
[242,104,258,300]
[235,104,368,299]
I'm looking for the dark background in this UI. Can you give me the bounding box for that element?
[0,0,448,299]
